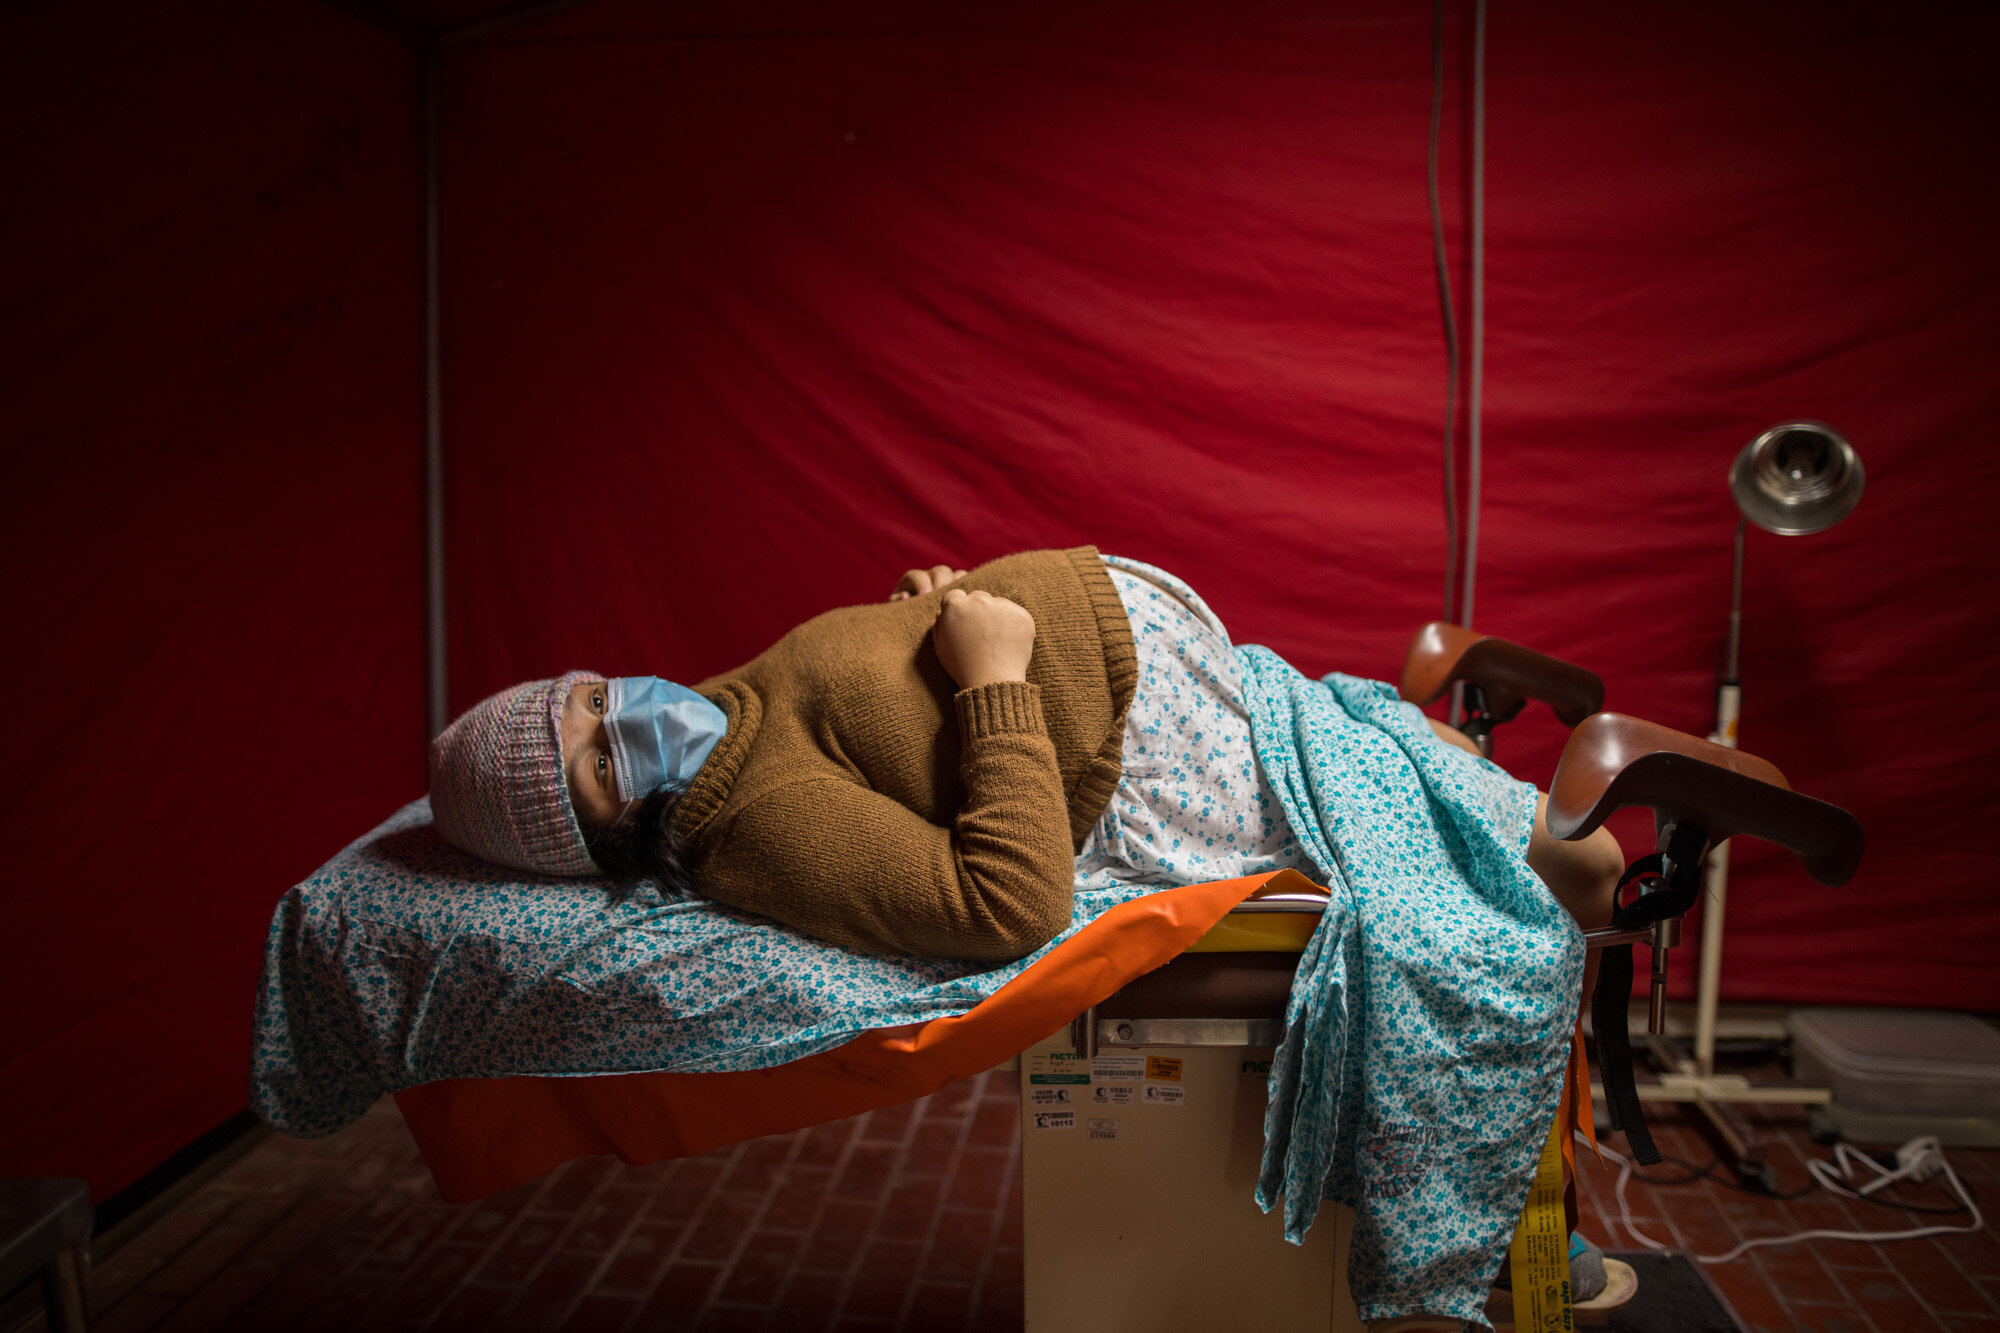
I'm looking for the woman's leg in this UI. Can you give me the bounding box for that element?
[1526,792,1622,1001]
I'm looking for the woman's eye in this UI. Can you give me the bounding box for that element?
[597,754,608,776]
[592,692,605,712]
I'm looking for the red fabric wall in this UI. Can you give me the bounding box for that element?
[0,2,423,1198]
[441,1,1997,1011]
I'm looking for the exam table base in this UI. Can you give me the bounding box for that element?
[1018,1030,1363,1332]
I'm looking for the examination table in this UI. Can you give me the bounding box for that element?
[361,626,1862,1330]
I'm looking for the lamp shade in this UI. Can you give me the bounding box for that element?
[1728,421,1865,536]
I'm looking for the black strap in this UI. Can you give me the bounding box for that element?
[1589,853,1674,1166]
[1592,940,1660,1164]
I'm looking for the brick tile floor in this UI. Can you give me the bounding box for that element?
[4,1059,1993,1332]
[8,1069,1025,1333]
[1575,1090,1999,1333]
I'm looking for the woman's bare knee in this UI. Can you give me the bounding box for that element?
[1526,794,1621,930]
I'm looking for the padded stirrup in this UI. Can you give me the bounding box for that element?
[1547,714,1863,886]
[1399,622,1605,726]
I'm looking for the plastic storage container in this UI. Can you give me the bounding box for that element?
[1791,1007,2000,1147]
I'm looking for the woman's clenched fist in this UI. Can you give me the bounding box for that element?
[931,588,1035,688]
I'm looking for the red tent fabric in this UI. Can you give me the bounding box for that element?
[440,0,1998,1015]
[5,0,1994,1203]
[2,1,421,1198]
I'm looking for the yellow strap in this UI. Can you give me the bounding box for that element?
[1506,1110,1575,1332]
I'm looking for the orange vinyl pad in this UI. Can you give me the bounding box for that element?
[395,869,1320,1202]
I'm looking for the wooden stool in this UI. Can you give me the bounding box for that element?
[0,1179,92,1332]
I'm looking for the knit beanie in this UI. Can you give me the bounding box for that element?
[427,670,603,878]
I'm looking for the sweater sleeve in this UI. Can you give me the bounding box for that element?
[694,681,1078,962]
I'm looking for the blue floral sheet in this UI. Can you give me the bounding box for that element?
[1245,652,1583,1326]
[250,801,1176,1138]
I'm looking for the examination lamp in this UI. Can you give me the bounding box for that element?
[1695,420,1864,1084]
[1721,421,1865,688]
[1728,420,1867,539]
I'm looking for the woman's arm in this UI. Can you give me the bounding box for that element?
[693,589,1072,961]
[695,681,1075,961]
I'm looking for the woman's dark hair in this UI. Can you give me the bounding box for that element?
[584,782,697,900]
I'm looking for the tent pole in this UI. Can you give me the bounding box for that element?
[1457,0,1486,633]
[423,42,447,740]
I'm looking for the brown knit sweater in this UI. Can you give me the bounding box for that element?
[671,547,1137,962]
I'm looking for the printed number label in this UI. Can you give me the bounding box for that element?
[1030,1088,1072,1107]
[1087,1085,1135,1107]
[1086,1118,1119,1140]
[1142,1085,1185,1107]
[1032,1110,1076,1131]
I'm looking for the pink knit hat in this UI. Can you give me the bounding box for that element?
[427,670,602,878]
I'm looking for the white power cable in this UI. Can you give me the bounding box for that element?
[1581,1131,1985,1265]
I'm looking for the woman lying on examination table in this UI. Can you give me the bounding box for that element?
[427,547,1621,977]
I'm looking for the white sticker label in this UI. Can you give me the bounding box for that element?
[1031,1109,1076,1131]
[1030,1087,1073,1107]
[1142,1084,1185,1107]
[1087,1118,1119,1140]
[1090,1054,1145,1082]
[1027,1053,1090,1086]
[1087,1084,1135,1106]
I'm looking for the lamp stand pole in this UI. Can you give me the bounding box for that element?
[1594,423,1862,1181]
[1694,519,1748,1080]
[1609,518,1832,1187]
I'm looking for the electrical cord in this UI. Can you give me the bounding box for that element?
[1458,0,1486,632]
[1427,0,1489,632]
[1638,1162,1979,1214]
[1427,0,1460,626]
[1623,1149,1979,1214]
[1582,1130,1986,1265]
[1625,1153,1817,1200]
[1847,1191,1982,1218]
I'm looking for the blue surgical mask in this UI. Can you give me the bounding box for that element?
[602,676,728,802]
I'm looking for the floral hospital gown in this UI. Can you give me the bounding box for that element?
[1074,555,1318,890]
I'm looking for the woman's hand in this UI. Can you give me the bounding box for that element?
[932,588,1035,688]
[890,564,969,601]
